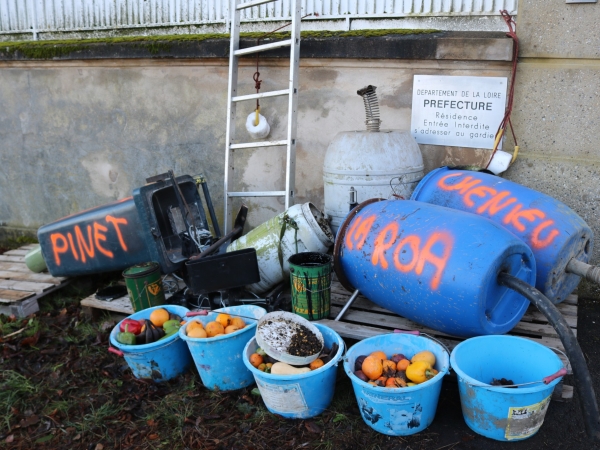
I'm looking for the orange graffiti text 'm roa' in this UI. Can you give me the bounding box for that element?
[437,172,560,249]
[345,215,454,290]
[50,215,129,266]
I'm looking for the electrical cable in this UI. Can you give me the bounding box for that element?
[498,272,600,441]
[486,10,520,170]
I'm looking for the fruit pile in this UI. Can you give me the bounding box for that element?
[353,349,439,387]
[184,313,247,339]
[248,343,338,375]
[116,308,183,345]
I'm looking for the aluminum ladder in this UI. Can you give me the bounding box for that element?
[223,0,301,233]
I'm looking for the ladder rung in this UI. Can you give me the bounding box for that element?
[236,0,277,10]
[232,89,291,103]
[234,39,292,57]
[230,140,288,149]
[228,191,286,197]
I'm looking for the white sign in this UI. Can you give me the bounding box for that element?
[411,75,507,149]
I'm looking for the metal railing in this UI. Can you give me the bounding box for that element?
[0,0,517,40]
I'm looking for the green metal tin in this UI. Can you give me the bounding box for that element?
[288,252,332,321]
[122,262,165,312]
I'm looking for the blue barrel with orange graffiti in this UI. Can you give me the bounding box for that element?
[411,167,593,304]
[333,198,536,337]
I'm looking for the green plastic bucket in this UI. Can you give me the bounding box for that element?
[122,262,165,312]
[288,252,332,320]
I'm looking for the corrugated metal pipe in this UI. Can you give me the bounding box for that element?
[357,85,381,132]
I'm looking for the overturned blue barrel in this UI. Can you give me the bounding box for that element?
[334,198,536,337]
[411,167,593,304]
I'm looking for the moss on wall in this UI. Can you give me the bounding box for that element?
[0,29,437,60]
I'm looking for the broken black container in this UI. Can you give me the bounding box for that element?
[183,248,260,295]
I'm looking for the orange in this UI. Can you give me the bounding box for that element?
[249,353,263,368]
[309,358,325,370]
[187,321,204,332]
[230,317,246,329]
[205,321,225,337]
[396,359,410,372]
[187,327,208,338]
[361,355,383,380]
[149,308,170,327]
[225,325,240,334]
[215,313,232,328]
[385,377,407,388]
[370,350,387,362]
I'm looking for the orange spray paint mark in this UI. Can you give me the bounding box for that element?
[345,216,363,251]
[67,232,79,261]
[415,231,454,290]
[50,233,68,266]
[476,190,517,215]
[94,222,114,258]
[106,215,129,252]
[352,215,376,250]
[371,222,399,269]
[464,186,496,208]
[437,173,482,194]
[393,235,421,273]
[531,220,560,249]
[74,225,95,263]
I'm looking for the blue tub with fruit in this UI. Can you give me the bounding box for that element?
[108,304,192,382]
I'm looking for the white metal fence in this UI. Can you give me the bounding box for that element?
[0,0,517,40]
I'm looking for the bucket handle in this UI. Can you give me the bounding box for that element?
[486,368,568,388]
[394,329,452,359]
[548,346,572,374]
[108,346,124,357]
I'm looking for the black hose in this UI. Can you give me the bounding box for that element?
[498,272,600,441]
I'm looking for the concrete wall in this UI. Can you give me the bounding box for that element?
[503,0,600,271]
[0,37,513,239]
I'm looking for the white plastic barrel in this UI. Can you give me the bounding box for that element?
[226,202,334,294]
[323,130,424,234]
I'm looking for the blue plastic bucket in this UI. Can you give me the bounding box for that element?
[242,323,344,418]
[180,305,267,391]
[343,333,449,436]
[109,304,192,382]
[450,335,565,441]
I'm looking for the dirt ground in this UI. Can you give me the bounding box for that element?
[2,271,600,450]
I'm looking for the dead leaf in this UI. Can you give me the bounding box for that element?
[148,433,159,440]
[94,444,104,450]
[74,434,81,440]
[19,414,40,428]
[5,435,14,443]
[147,419,158,427]
[20,331,40,347]
[304,421,321,434]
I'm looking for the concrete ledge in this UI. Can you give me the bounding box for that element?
[0,31,513,62]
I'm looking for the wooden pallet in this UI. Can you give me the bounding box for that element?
[0,245,70,317]
[316,277,577,402]
[80,292,134,318]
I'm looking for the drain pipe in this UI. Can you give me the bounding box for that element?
[498,272,600,441]
[567,259,600,285]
